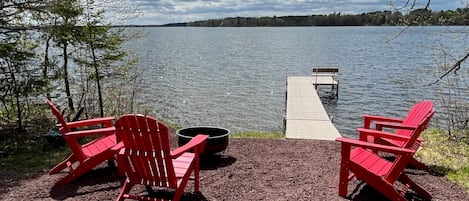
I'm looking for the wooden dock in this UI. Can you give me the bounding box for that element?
[285,76,341,140]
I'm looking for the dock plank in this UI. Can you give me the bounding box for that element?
[285,76,341,140]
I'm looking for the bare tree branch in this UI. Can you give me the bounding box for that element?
[429,51,469,85]
[394,0,431,10]
[425,0,431,9]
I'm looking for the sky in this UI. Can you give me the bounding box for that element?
[121,0,467,25]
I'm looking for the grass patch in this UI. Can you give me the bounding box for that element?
[415,128,469,192]
[230,131,284,139]
[0,138,71,178]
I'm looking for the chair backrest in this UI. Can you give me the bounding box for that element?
[46,99,86,160]
[386,108,435,182]
[46,99,71,132]
[115,114,177,188]
[396,100,434,137]
[401,108,435,149]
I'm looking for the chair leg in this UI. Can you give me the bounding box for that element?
[116,154,126,178]
[54,153,114,186]
[116,180,133,201]
[174,163,195,201]
[338,144,351,198]
[338,163,349,197]
[54,162,93,186]
[194,158,200,192]
[398,174,432,200]
[49,154,77,175]
[173,188,184,201]
[174,176,191,201]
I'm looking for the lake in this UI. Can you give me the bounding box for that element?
[124,26,468,137]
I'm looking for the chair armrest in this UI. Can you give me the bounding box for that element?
[374,121,417,131]
[361,114,404,123]
[336,137,415,155]
[63,127,116,138]
[112,141,124,153]
[361,114,404,129]
[119,148,126,155]
[171,135,209,158]
[65,116,115,129]
[356,128,411,142]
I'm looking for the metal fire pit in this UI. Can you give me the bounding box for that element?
[176,126,230,155]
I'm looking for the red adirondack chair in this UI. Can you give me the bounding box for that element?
[115,114,208,201]
[358,100,434,169]
[336,108,434,201]
[46,99,120,186]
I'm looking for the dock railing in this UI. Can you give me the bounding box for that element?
[312,67,339,98]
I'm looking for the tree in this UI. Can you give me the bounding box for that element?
[39,0,139,119]
[0,0,47,133]
[74,0,136,117]
[0,0,140,144]
[43,0,84,112]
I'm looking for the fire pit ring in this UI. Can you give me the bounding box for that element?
[176,126,230,155]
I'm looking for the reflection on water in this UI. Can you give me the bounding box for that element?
[124,26,462,136]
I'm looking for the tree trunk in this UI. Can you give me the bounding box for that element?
[89,36,104,117]
[7,61,22,137]
[62,42,74,111]
[43,35,52,99]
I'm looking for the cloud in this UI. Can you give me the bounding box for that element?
[122,0,461,25]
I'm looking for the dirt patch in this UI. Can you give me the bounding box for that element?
[0,138,468,200]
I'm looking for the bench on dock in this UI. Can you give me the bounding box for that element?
[312,67,339,98]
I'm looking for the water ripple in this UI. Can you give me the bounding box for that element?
[124,26,460,136]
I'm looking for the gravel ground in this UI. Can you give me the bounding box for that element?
[1,138,468,201]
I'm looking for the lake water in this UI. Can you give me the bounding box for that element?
[124,26,468,137]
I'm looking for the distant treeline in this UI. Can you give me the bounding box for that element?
[184,8,469,27]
